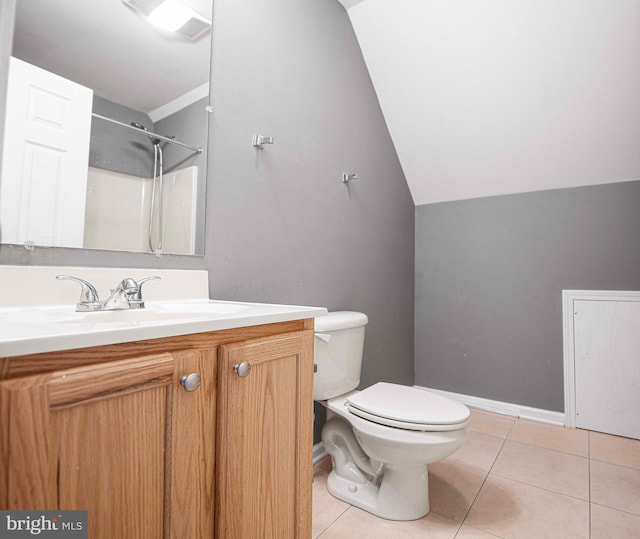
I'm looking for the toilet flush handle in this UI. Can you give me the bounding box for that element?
[315,333,331,343]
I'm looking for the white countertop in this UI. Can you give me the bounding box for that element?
[0,266,327,357]
[0,299,327,357]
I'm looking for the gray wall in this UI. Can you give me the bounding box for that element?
[90,95,155,178]
[0,0,415,415]
[206,0,415,395]
[415,181,640,412]
[156,97,208,175]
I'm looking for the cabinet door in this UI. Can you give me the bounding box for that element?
[216,331,314,539]
[0,349,216,539]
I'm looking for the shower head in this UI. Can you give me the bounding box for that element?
[131,122,161,145]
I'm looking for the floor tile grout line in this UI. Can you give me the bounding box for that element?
[501,437,591,461]
[315,504,351,538]
[312,464,352,538]
[589,456,640,472]
[487,469,590,503]
[504,422,591,459]
[505,422,640,470]
[490,428,591,503]
[458,414,519,530]
[589,500,640,518]
[486,430,594,503]
[452,523,506,539]
[450,517,464,538]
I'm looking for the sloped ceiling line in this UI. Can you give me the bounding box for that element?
[340,0,640,206]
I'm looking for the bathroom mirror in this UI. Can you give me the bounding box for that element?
[1,0,212,256]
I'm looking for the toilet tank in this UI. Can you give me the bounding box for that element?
[313,311,368,400]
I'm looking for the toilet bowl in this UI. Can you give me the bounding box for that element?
[315,312,470,521]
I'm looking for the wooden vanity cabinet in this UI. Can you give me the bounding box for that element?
[0,320,314,539]
[216,331,314,538]
[0,349,217,538]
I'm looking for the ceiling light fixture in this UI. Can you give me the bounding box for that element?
[122,0,211,40]
[148,0,193,32]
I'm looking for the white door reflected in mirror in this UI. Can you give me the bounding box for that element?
[1,57,92,248]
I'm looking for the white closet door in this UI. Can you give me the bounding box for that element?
[574,299,640,439]
[1,57,92,248]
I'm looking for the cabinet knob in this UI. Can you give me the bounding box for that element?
[180,373,202,391]
[233,361,252,378]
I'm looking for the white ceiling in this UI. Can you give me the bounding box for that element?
[12,0,212,116]
[339,0,640,205]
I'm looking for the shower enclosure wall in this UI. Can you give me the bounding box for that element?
[84,165,198,255]
[85,111,202,255]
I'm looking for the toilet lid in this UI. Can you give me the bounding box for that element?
[346,382,470,431]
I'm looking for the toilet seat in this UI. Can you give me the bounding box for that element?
[345,382,470,432]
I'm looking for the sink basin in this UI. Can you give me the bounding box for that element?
[157,302,250,315]
[0,301,253,328]
[63,302,253,325]
[59,309,212,325]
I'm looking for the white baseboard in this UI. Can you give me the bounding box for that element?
[415,385,566,426]
[313,442,328,465]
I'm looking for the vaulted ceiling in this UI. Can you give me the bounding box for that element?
[338,0,640,205]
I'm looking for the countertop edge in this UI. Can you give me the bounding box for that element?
[1,306,328,358]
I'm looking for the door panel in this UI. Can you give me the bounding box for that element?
[1,57,92,247]
[0,350,216,538]
[53,388,166,537]
[574,299,640,439]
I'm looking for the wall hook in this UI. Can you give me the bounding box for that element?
[252,133,274,149]
[342,172,358,183]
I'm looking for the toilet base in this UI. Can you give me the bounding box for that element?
[326,463,431,521]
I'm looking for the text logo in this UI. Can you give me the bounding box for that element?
[0,511,87,538]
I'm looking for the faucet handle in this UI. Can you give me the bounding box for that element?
[137,276,161,287]
[56,275,101,311]
[128,276,161,308]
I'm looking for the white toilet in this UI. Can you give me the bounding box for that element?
[314,311,470,521]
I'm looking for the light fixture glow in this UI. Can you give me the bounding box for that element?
[147,0,193,32]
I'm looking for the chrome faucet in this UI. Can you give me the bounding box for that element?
[124,276,161,309]
[101,277,141,311]
[56,275,161,312]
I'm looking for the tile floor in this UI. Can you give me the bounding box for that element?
[312,408,640,538]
